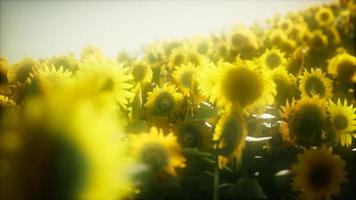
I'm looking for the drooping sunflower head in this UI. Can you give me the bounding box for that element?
[327,52,356,84]
[270,67,298,106]
[145,84,184,117]
[130,60,153,85]
[174,120,213,152]
[291,146,346,200]
[8,56,40,84]
[327,98,356,146]
[76,56,133,108]
[0,57,9,85]
[299,68,333,99]
[259,48,287,70]
[46,53,79,72]
[129,127,186,176]
[81,45,103,60]
[216,59,276,113]
[279,97,327,146]
[172,63,197,96]
[214,111,246,168]
[315,7,335,27]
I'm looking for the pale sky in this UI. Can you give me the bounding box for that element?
[0,0,330,62]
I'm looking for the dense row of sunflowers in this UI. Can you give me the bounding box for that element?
[0,0,356,199]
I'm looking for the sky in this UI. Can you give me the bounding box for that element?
[0,0,331,62]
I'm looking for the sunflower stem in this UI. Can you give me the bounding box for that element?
[213,139,221,200]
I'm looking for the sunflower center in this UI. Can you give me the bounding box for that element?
[180,71,193,88]
[179,124,202,148]
[336,60,355,82]
[219,116,243,157]
[153,92,176,115]
[140,143,169,171]
[173,54,184,67]
[320,12,330,22]
[231,33,247,48]
[304,76,326,97]
[197,42,209,54]
[290,104,324,143]
[223,67,262,107]
[308,163,332,190]
[266,53,282,69]
[132,64,147,82]
[333,114,348,131]
[101,77,114,91]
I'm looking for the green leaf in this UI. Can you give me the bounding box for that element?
[124,120,148,134]
[230,177,267,200]
[188,102,217,120]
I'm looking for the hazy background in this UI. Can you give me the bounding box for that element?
[0,0,330,63]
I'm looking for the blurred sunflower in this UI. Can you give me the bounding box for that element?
[315,7,335,27]
[286,47,308,76]
[174,120,212,152]
[7,56,40,84]
[215,58,276,113]
[130,61,153,85]
[46,53,79,72]
[145,84,183,117]
[129,127,186,176]
[259,48,287,70]
[270,67,298,106]
[309,30,328,49]
[291,146,346,200]
[328,98,356,146]
[76,56,133,108]
[214,110,246,168]
[197,62,219,103]
[280,97,327,146]
[172,63,197,96]
[81,45,103,60]
[299,68,333,99]
[168,47,186,70]
[327,52,356,84]
[0,57,9,85]
[185,49,205,67]
[229,27,259,52]
[117,51,134,67]
[267,28,288,46]
[0,95,16,114]
[192,36,213,56]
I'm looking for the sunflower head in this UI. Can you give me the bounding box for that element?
[193,36,213,56]
[145,84,183,118]
[81,45,103,60]
[0,95,16,117]
[259,48,287,70]
[130,61,153,85]
[117,51,134,67]
[271,67,298,106]
[174,120,212,152]
[315,7,335,27]
[172,63,197,96]
[0,57,9,85]
[214,110,246,168]
[291,146,346,200]
[299,68,333,99]
[197,62,219,103]
[280,97,327,146]
[327,52,356,84]
[129,127,186,176]
[46,53,79,72]
[168,47,186,70]
[216,59,276,113]
[267,29,288,46]
[308,30,328,49]
[229,27,259,58]
[327,98,356,146]
[8,57,40,84]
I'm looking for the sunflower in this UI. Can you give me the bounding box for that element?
[0,57,9,85]
[291,146,346,200]
[315,7,335,27]
[197,62,219,103]
[286,47,308,76]
[327,98,356,146]
[213,110,246,168]
[229,27,259,57]
[45,53,78,71]
[0,95,16,116]
[76,56,133,108]
[81,45,103,60]
[7,56,40,84]
[327,52,356,84]
[308,30,328,49]
[172,63,197,96]
[192,36,213,56]
[279,97,327,146]
[145,84,183,117]
[259,48,287,70]
[215,58,276,113]
[168,47,186,70]
[117,51,134,67]
[174,120,212,152]
[267,28,288,45]
[130,61,153,85]
[299,68,333,99]
[270,67,298,106]
[129,127,186,176]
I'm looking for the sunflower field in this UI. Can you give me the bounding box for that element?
[0,1,356,200]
